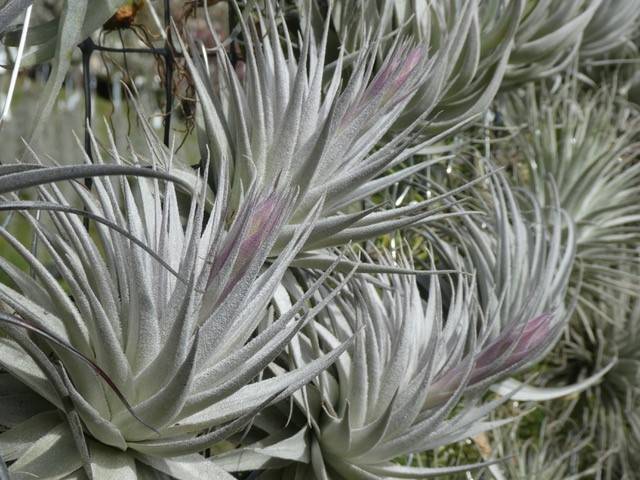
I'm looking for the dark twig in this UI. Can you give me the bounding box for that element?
[79,37,95,164]
[163,0,174,147]
[79,37,95,229]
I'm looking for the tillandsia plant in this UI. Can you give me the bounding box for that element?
[502,0,603,87]
[212,248,563,479]
[538,257,640,480]
[394,170,585,419]
[490,413,603,479]
[322,0,636,113]
[0,139,360,479]
[178,2,475,264]
[205,170,575,480]
[583,271,640,480]
[500,80,640,326]
[1,0,639,477]
[413,170,576,336]
[327,0,526,132]
[580,0,640,59]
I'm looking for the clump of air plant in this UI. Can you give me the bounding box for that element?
[501,80,640,328]
[328,0,526,132]
[491,410,604,479]
[325,0,635,115]
[503,0,602,87]
[173,1,486,264]
[416,171,576,337]
[580,0,640,59]
[0,140,353,479]
[211,242,566,479]
[1,0,638,478]
[541,258,640,480]
[489,76,640,479]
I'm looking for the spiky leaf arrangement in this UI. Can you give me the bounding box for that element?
[490,412,602,479]
[176,2,497,258]
[584,272,640,479]
[580,0,640,59]
[503,0,602,87]
[212,255,562,479]
[328,0,525,132]
[1,0,637,477]
[323,0,636,113]
[536,256,640,480]
[0,147,356,479]
[416,172,575,336]
[210,175,572,479]
[500,81,640,326]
